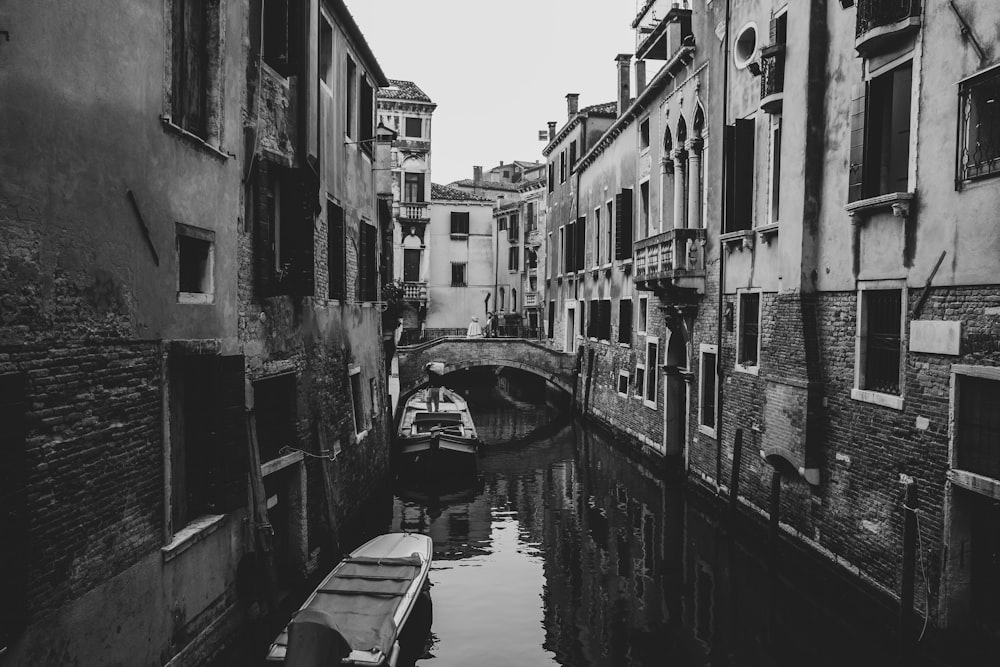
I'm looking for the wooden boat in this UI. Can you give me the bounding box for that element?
[395,388,479,471]
[266,532,433,666]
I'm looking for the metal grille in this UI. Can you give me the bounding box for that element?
[957,376,1000,480]
[863,290,901,394]
[760,47,785,99]
[701,353,716,427]
[959,68,1000,183]
[739,293,760,365]
[856,0,920,39]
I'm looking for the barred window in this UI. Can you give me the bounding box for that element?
[451,262,467,286]
[861,289,902,395]
[956,374,1000,480]
[738,292,760,367]
[958,66,1000,185]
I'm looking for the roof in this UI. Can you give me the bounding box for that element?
[542,101,618,156]
[431,183,492,202]
[379,79,433,103]
[331,1,388,87]
[447,179,523,193]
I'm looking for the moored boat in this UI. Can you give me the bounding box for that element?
[266,532,433,666]
[394,387,479,473]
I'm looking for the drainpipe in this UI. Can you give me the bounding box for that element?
[715,0,732,490]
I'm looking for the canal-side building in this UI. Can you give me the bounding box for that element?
[422,184,495,339]
[448,165,530,204]
[484,160,546,185]
[377,79,436,343]
[493,178,547,336]
[242,0,393,614]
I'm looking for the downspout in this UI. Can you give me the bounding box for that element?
[715,0,732,490]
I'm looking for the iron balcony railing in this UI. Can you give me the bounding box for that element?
[856,0,920,40]
[633,228,706,280]
[759,44,785,112]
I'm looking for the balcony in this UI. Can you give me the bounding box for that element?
[524,291,538,307]
[759,44,785,114]
[633,228,706,295]
[526,229,543,248]
[398,202,429,222]
[855,0,921,57]
[403,281,427,302]
[394,138,430,153]
[635,6,693,62]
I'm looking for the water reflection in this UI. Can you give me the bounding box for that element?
[387,406,917,666]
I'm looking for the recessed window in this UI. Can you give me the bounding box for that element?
[177,224,214,304]
[508,246,519,271]
[618,299,633,345]
[734,23,758,69]
[405,117,422,138]
[253,373,297,463]
[350,368,367,435]
[769,116,782,224]
[699,345,718,435]
[645,337,660,406]
[345,57,356,138]
[640,118,650,150]
[451,211,470,236]
[569,141,577,168]
[169,0,223,141]
[618,371,630,396]
[957,65,1000,185]
[320,16,333,85]
[858,288,903,396]
[634,365,646,399]
[263,0,294,75]
[737,291,761,370]
[849,62,912,201]
[639,296,649,334]
[451,262,467,286]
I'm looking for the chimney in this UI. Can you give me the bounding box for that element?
[473,165,483,184]
[616,53,632,117]
[566,93,580,118]
[547,121,557,141]
[635,60,647,94]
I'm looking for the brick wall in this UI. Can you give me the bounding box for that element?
[0,340,162,622]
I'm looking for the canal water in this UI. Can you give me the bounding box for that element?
[231,368,983,666]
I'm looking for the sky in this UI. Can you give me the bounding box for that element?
[347,0,639,185]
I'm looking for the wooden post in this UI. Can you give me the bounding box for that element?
[899,482,918,664]
[246,411,279,611]
[583,348,596,415]
[318,429,342,557]
[571,346,582,413]
[728,429,744,527]
[767,466,781,645]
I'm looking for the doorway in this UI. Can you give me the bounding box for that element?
[565,305,576,353]
[663,328,688,456]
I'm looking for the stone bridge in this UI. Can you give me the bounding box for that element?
[395,336,577,402]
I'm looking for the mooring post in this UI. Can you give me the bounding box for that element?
[583,348,595,415]
[571,346,583,413]
[899,481,918,664]
[767,465,781,645]
[728,429,744,527]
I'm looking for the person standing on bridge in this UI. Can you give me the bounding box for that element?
[466,315,483,338]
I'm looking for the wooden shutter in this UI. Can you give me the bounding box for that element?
[564,222,574,274]
[0,372,27,645]
[575,217,586,271]
[615,189,633,260]
[619,300,633,343]
[723,124,737,232]
[733,119,756,231]
[284,170,316,297]
[848,83,867,202]
[174,0,208,137]
[328,202,345,300]
[255,162,276,297]
[213,356,248,513]
[304,0,319,166]
[360,78,374,146]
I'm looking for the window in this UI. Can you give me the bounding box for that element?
[405,117,422,138]
[450,211,470,236]
[256,163,314,297]
[570,140,578,168]
[404,172,425,202]
[639,181,650,239]
[370,377,379,418]
[177,225,214,303]
[359,77,374,150]
[169,354,247,532]
[358,222,377,302]
[328,202,345,300]
[547,300,555,338]
[605,201,613,264]
[349,367,367,434]
[253,373,297,463]
[512,288,517,310]
[0,372,27,649]
[849,62,912,201]
[593,206,601,266]
[639,296,648,334]
[615,188,633,260]
[958,65,1000,185]
[769,117,782,224]
[725,118,756,231]
[345,57,356,138]
[618,371,630,396]
[508,247,519,271]
[498,217,507,232]
[263,0,295,75]
[169,0,221,141]
[737,291,761,370]
[733,23,758,69]
[699,345,718,434]
[856,287,903,400]
[508,213,520,241]
[403,248,421,282]
[619,299,633,344]
[640,118,650,150]
[645,337,659,406]
[319,16,333,85]
[451,262,467,286]
[527,202,536,231]
[634,366,646,399]
[548,163,555,192]
[588,299,611,340]
[560,150,567,183]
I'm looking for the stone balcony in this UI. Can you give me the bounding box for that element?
[398,202,429,222]
[855,0,921,57]
[524,291,538,307]
[403,281,427,302]
[633,228,706,295]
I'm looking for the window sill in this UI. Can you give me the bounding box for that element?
[160,117,232,161]
[450,233,469,240]
[698,424,717,438]
[162,514,227,562]
[851,388,904,411]
[845,191,914,221]
[720,229,755,252]
[618,342,631,348]
[178,292,215,305]
[643,399,657,410]
[734,363,760,376]
[756,223,779,245]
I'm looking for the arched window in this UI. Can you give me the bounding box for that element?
[676,116,688,145]
[512,288,517,311]
[664,126,673,153]
[499,287,505,311]
[693,104,705,137]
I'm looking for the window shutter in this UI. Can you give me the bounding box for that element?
[176,0,208,137]
[564,222,574,274]
[888,64,912,193]
[733,119,756,231]
[848,83,867,202]
[255,162,276,297]
[575,217,586,271]
[304,0,319,166]
[213,356,248,513]
[0,372,27,644]
[359,222,371,301]
[723,124,737,231]
[615,189,633,260]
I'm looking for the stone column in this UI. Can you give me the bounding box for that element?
[686,138,703,230]
[672,148,687,229]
